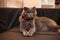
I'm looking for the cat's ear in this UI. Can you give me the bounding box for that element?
[32,7,36,10]
[23,7,29,11]
[32,7,37,15]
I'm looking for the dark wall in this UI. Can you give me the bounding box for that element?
[0,8,60,32]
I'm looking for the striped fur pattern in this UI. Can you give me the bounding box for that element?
[19,7,60,36]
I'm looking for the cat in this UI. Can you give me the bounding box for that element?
[19,7,60,36]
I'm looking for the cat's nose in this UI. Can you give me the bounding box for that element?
[30,17,33,19]
[28,13,33,17]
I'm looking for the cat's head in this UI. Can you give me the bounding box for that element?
[21,7,37,20]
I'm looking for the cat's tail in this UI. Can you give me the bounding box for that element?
[46,24,60,32]
[49,25,60,29]
[55,25,60,28]
[56,26,60,34]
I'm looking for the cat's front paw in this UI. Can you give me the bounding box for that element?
[27,32,33,36]
[23,31,28,36]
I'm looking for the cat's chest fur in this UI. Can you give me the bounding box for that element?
[23,20,34,31]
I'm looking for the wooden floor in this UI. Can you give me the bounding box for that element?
[0,26,60,40]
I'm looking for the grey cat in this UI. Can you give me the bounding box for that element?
[19,7,60,36]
